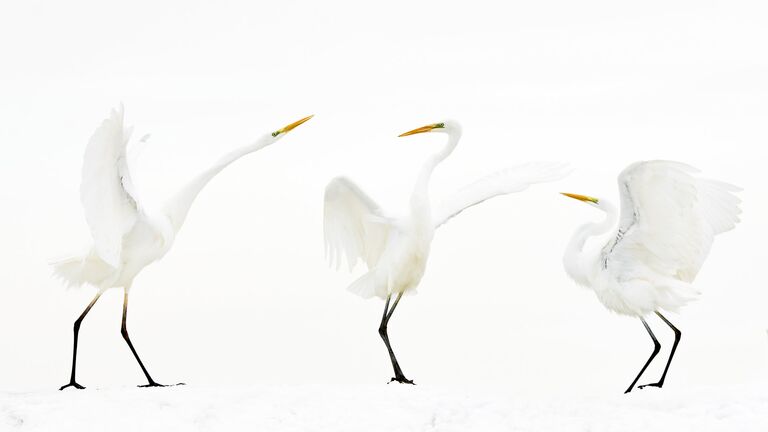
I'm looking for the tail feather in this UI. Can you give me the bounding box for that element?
[51,252,114,289]
[346,270,388,300]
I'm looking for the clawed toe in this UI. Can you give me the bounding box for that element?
[638,382,663,390]
[138,382,167,388]
[59,382,85,391]
[388,377,416,385]
[138,381,185,388]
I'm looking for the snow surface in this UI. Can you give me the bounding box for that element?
[1,384,766,432]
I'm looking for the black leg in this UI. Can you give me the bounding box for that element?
[60,292,103,390]
[378,292,414,385]
[121,289,164,387]
[638,311,681,389]
[624,318,660,394]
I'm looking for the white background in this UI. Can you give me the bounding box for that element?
[0,0,766,397]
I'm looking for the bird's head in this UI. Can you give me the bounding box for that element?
[561,192,603,210]
[269,115,314,142]
[398,119,461,137]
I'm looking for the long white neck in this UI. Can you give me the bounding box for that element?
[563,201,618,286]
[410,128,461,221]
[164,133,274,231]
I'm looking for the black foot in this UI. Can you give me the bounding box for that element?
[638,382,663,390]
[138,382,186,388]
[60,382,85,391]
[388,376,415,385]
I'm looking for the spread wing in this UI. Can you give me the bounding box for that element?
[323,177,395,271]
[607,160,741,282]
[80,106,140,268]
[433,162,571,228]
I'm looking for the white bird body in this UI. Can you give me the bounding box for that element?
[55,212,173,291]
[562,160,741,393]
[352,209,434,300]
[324,119,570,383]
[326,183,428,300]
[326,121,570,300]
[106,214,174,289]
[563,160,741,317]
[55,106,312,390]
[53,107,310,293]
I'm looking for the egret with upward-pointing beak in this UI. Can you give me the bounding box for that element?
[54,107,312,390]
[324,120,569,383]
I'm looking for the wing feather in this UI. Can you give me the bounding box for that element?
[323,177,393,271]
[80,106,140,268]
[433,162,571,228]
[608,160,741,283]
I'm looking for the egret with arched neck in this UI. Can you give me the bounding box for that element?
[561,160,741,393]
[324,120,569,383]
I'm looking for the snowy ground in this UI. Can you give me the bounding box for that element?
[1,384,765,432]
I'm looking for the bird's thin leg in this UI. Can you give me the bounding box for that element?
[624,318,661,394]
[378,292,414,385]
[121,288,164,388]
[60,292,103,390]
[638,311,681,390]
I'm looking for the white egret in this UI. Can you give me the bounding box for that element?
[324,120,570,384]
[561,160,741,393]
[54,106,312,390]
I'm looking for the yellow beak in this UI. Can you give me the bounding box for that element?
[561,192,599,204]
[398,123,440,137]
[274,115,314,137]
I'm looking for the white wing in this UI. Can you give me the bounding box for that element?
[323,177,395,271]
[80,106,140,268]
[607,160,741,283]
[433,162,571,228]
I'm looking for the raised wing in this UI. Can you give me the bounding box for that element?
[608,160,741,283]
[80,106,140,268]
[323,177,394,271]
[433,161,571,228]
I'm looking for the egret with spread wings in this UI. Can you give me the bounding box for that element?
[54,106,312,390]
[561,160,741,393]
[324,120,569,384]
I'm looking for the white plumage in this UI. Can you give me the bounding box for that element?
[79,106,140,268]
[53,107,162,290]
[324,119,570,383]
[562,159,741,393]
[324,161,570,300]
[564,160,741,316]
[433,161,572,228]
[324,177,393,272]
[612,161,740,284]
[323,162,569,299]
[55,107,312,390]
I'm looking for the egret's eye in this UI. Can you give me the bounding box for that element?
[435,123,445,128]
[272,131,280,137]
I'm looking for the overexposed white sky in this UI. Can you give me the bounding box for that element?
[0,0,766,394]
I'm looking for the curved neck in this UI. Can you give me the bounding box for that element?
[410,128,461,218]
[563,201,617,285]
[165,133,274,230]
